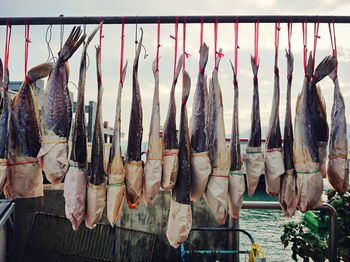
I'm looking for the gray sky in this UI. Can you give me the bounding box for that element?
[1,0,350,141]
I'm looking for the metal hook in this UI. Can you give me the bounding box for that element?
[59,14,64,50]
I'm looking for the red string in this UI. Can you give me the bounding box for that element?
[313,19,320,70]
[287,22,292,53]
[274,21,280,64]
[182,17,190,71]
[156,16,161,72]
[253,19,259,66]
[170,17,179,81]
[234,18,239,76]
[4,18,12,71]
[214,17,224,70]
[119,17,125,85]
[302,21,307,74]
[200,16,204,48]
[99,18,104,66]
[328,22,337,57]
[24,19,31,78]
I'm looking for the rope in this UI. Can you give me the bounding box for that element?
[302,21,308,74]
[99,17,104,66]
[4,18,12,71]
[313,18,320,70]
[170,16,179,81]
[214,16,224,70]
[234,17,239,76]
[24,18,31,79]
[253,18,259,66]
[119,17,125,85]
[274,19,280,65]
[156,16,161,72]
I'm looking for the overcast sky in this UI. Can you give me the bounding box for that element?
[1,0,350,141]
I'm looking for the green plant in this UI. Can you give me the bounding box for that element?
[281,190,350,261]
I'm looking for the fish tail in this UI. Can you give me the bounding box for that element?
[59,26,86,63]
[312,55,337,84]
[199,43,209,71]
[0,59,3,83]
[182,71,191,105]
[121,61,128,84]
[26,62,54,83]
[250,55,259,76]
[174,54,184,82]
[85,24,100,49]
[285,49,294,78]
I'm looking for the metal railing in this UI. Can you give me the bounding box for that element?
[241,201,337,262]
[1,15,350,25]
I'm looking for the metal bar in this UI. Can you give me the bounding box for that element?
[183,250,249,254]
[1,15,350,26]
[190,227,255,244]
[241,201,337,262]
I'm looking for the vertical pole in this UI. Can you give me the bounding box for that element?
[233,219,240,262]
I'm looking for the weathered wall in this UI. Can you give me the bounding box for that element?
[12,189,237,262]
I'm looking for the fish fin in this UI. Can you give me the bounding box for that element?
[313,55,337,84]
[199,43,209,70]
[306,52,313,77]
[229,59,238,82]
[316,84,327,118]
[285,49,294,77]
[182,70,191,104]
[295,92,302,112]
[85,24,100,49]
[0,59,3,83]
[174,54,183,82]
[250,55,259,76]
[58,26,86,63]
[26,62,54,83]
[152,58,157,75]
[121,61,128,84]
[134,28,143,67]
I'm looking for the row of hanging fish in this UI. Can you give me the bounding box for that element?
[0,24,348,248]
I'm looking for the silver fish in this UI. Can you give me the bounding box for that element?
[125,28,144,208]
[279,49,297,216]
[39,26,86,184]
[190,43,211,202]
[327,64,349,193]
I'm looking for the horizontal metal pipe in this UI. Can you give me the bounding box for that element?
[1,15,350,26]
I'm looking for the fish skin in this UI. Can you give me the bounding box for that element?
[42,26,86,138]
[70,25,99,166]
[190,43,209,153]
[163,55,183,150]
[0,65,10,159]
[172,70,191,204]
[229,60,241,171]
[266,63,282,150]
[109,61,128,169]
[328,67,349,192]
[247,57,261,148]
[10,63,54,158]
[89,46,105,186]
[126,29,143,162]
[283,50,294,171]
[294,53,318,164]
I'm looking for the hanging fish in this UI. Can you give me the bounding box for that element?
[294,53,336,212]
[85,45,106,229]
[162,55,182,190]
[245,56,264,196]
[143,59,162,206]
[204,50,229,225]
[64,26,99,231]
[107,62,128,225]
[190,43,211,202]
[327,65,349,193]
[0,60,10,192]
[265,47,285,196]
[166,70,192,248]
[125,29,144,208]
[280,50,297,216]
[5,62,53,199]
[228,61,245,219]
[309,76,329,180]
[38,26,86,184]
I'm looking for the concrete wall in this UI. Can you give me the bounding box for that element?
[13,189,237,262]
